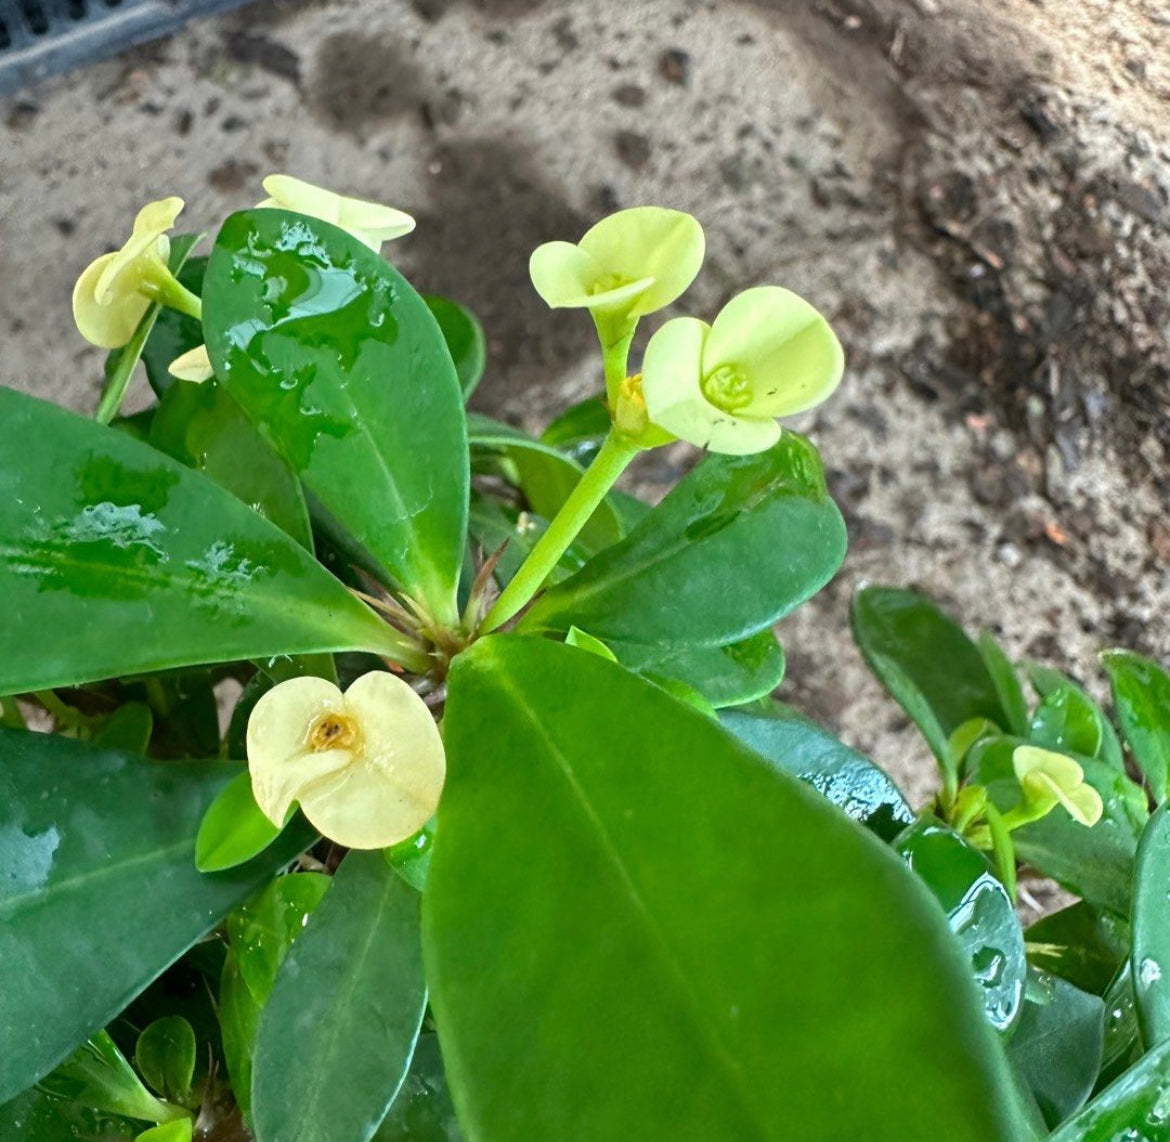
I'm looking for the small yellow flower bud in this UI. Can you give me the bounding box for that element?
[246,671,445,850]
[73,197,184,349]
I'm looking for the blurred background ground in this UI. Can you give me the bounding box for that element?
[1,0,1167,804]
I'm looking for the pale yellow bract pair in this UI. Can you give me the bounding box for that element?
[529,207,845,455]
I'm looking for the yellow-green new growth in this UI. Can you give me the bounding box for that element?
[640,286,844,455]
[246,671,445,850]
[1009,745,1104,828]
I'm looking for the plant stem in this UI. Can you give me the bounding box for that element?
[142,271,204,321]
[480,431,639,633]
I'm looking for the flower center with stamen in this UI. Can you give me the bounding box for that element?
[587,272,632,296]
[701,364,753,413]
[309,711,359,752]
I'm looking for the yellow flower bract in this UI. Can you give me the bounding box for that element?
[246,671,445,850]
[1012,745,1104,828]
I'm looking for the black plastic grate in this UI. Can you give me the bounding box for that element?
[0,0,254,95]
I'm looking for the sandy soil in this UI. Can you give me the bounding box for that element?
[1,0,1167,803]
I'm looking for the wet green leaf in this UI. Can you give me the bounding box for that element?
[195,772,290,874]
[0,1085,138,1141]
[1025,665,1126,771]
[251,853,427,1142]
[0,388,410,694]
[227,872,332,1004]
[425,636,1024,1142]
[894,817,1027,1034]
[0,729,313,1103]
[720,702,914,840]
[372,1032,462,1142]
[424,295,485,400]
[204,210,468,625]
[385,820,435,894]
[1008,972,1104,1130]
[1026,902,1129,996]
[522,433,846,660]
[1030,686,1104,760]
[1049,1035,1170,1142]
[149,379,311,549]
[134,1019,196,1105]
[217,951,260,1121]
[1131,802,1170,1046]
[851,587,1008,763]
[1103,649,1170,801]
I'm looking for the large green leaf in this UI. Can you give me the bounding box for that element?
[0,1086,137,1140]
[1029,686,1105,761]
[720,703,914,840]
[251,853,427,1142]
[424,636,1024,1142]
[1103,649,1170,801]
[521,433,846,658]
[1025,903,1129,996]
[149,379,312,549]
[851,587,1008,762]
[1131,801,1170,1046]
[372,1032,461,1142]
[1049,1036,1170,1141]
[1008,973,1104,1131]
[0,729,312,1103]
[0,388,411,694]
[203,210,468,625]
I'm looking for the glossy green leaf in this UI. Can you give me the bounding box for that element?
[851,587,1008,763]
[468,414,624,553]
[37,1032,176,1125]
[1132,801,1170,1046]
[1025,665,1126,771]
[0,1085,137,1141]
[1103,649,1170,802]
[141,258,207,399]
[217,951,260,1121]
[522,433,847,660]
[1030,686,1104,760]
[135,1120,192,1142]
[227,872,332,1004]
[979,633,1031,737]
[149,379,311,549]
[1049,1036,1170,1142]
[195,772,288,874]
[93,703,153,754]
[423,295,485,400]
[99,235,203,423]
[564,626,617,660]
[1026,903,1129,996]
[251,853,427,1142]
[134,1019,196,1105]
[620,629,786,708]
[0,388,414,694]
[425,636,1024,1142]
[970,737,1146,914]
[894,817,1027,1033]
[0,729,312,1103]
[1100,962,1142,1085]
[204,210,468,624]
[720,703,914,841]
[1008,973,1104,1130]
[385,820,435,894]
[373,1032,461,1142]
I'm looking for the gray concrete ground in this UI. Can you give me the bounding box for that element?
[1,0,1168,803]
